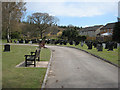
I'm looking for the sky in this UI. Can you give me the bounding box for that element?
[25,0,119,27]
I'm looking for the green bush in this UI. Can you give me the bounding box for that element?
[11,31,21,39]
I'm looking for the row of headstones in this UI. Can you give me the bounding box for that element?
[85,41,118,51]
[45,39,84,46]
[13,39,40,44]
[12,39,83,45]
[42,39,119,51]
[12,39,119,51]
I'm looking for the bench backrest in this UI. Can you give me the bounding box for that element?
[35,48,41,58]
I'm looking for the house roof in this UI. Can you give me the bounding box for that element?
[100,22,116,30]
[81,25,103,32]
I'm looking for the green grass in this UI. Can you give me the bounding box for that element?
[2,45,51,88]
[2,39,7,43]
[61,43,119,65]
[40,48,51,61]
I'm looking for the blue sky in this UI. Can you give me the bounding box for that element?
[25,0,119,27]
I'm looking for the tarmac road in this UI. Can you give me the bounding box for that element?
[45,46,118,88]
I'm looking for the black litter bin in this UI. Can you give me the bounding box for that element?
[4,44,10,52]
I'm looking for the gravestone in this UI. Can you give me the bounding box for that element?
[93,41,97,48]
[14,40,16,43]
[81,41,84,47]
[23,40,25,44]
[113,42,117,49]
[60,40,63,45]
[29,41,32,44]
[107,42,114,51]
[55,40,59,45]
[25,40,29,43]
[102,43,105,49]
[69,41,73,45]
[31,39,36,43]
[63,40,67,45]
[87,41,92,49]
[97,44,103,51]
[19,39,23,43]
[75,41,79,46]
[4,44,10,52]
[47,39,50,44]
[105,42,109,49]
[50,39,55,44]
[17,40,19,44]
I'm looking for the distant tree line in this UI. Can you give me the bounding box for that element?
[2,2,59,41]
[2,2,26,42]
[58,25,82,30]
[60,27,86,42]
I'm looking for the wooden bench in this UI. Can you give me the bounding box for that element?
[24,48,41,67]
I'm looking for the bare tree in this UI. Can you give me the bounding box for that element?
[27,12,59,39]
[2,2,26,42]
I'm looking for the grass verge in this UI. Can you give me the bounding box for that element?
[2,45,51,88]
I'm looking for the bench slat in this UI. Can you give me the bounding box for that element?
[24,48,41,67]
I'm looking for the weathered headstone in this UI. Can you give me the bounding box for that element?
[25,40,28,43]
[107,42,114,51]
[69,41,73,45]
[93,41,97,48]
[75,41,79,46]
[19,39,23,43]
[113,42,117,49]
[87,41,92,49]
[30,41,32,44]
[63,40,67,45]
[14,40,16,43]
[17,40,19,44]
[105,42,109,49]
[81,41,84,47]
[97,44,103,51]
[102,43,105,49]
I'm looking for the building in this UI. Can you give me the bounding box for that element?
[96,22,116,41]
[99,23,116,35]
[79,25,103,37]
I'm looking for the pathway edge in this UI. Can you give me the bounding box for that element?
[56,45,119,68]
[41,48,53,89]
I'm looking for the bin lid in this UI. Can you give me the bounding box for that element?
[5,44,10,46]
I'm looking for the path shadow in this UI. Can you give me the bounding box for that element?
[16,61,48,68]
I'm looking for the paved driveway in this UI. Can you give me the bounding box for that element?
[45,46,118,88]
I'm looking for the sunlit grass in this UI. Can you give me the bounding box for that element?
[2,45,51,88]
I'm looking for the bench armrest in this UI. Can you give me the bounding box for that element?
[31,52,35,55]
[24,55,35,58]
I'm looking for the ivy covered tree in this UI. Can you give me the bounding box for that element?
[112,22,120,43]
[2,2,26,42]
[61,28,79,41]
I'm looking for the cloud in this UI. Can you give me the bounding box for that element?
[26,2,118,18]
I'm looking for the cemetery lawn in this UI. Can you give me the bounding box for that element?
[2,45,51,88]
[62,44,119,66]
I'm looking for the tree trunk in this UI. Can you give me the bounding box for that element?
[7,12,11,42]
[7,26,10,43]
